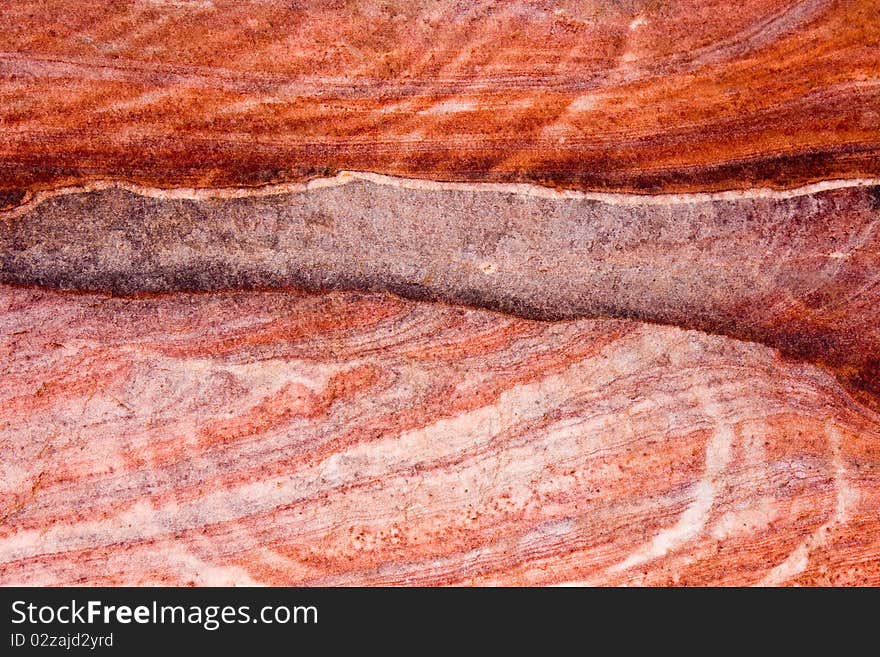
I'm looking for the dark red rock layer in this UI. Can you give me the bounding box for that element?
[1,0,878,195]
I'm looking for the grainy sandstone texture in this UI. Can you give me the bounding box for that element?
[1,0,878,195]
[2,286,878,585]
[1,0,878,587]
[2,178,878,406]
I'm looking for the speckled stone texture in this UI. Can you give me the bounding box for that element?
[1,0,879,587]
[2,178,879,408]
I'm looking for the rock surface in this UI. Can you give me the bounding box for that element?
[3,176,879,408]
[1,0,878,195]
[1,286,878,585]
[2,0,878,587]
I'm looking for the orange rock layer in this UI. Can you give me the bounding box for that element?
[1,286,878,585]
[1,0,878,195]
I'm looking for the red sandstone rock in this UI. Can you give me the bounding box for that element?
[2,0,879,588]
[1,286,878,585]
[1,0,878,195]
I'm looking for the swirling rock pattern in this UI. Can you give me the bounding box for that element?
[2,0,879,587]
[1,0,878,195]
[1,286,878,585]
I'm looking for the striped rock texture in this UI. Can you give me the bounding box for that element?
[2,1,879,587]
[0,0,878,196]
[2,176,879,408]
[1,286,879,585]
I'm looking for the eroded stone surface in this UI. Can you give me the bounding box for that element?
[3,178,878,406]
[1,0,878,194]
[1,286,878,585]
[3,0,879,588]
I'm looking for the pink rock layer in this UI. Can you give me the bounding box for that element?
[1,285,878,585]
